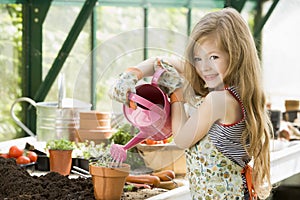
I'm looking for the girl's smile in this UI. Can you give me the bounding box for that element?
[203,73,219,81]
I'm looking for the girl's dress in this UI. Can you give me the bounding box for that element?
[185,86,251,200]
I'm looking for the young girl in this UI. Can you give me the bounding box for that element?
[110,7,272,200]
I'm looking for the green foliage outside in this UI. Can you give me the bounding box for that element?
[0,5,23,141]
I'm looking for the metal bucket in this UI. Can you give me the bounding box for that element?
[11,97,92,141]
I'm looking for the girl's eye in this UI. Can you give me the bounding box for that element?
[210,55,219,60]
[194,57,202,62]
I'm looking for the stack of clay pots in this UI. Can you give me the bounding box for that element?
[76,111,113,144]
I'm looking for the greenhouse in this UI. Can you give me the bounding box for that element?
[1,0,300,199]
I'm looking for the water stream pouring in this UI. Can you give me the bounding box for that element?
[110,68,172,163]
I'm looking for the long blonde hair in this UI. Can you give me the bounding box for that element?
[184,7,272,199]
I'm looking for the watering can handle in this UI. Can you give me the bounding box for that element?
[128,93,162,111]
[129,68,166,109]
[10,97,37,137]
[151,68,166,87]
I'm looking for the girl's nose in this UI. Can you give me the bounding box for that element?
[200,59,213,71]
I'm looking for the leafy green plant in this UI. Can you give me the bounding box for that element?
[90,154,114,168]
[74,141,114,167]
[123,184,136,192]
[46,139,75,150]
[109,123,138,145]
[75,141,109,160]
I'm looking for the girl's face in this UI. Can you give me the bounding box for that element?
[193,37,229,89]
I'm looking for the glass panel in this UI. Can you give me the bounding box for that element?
[94,6,143,113]
[43,4,92,105]
[0,4,23,141]
[147,7,188,58]
[262,0,300,111]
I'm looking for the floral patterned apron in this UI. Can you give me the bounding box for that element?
[185,134,246,200]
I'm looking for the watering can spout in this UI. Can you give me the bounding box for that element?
[123,133,148,150]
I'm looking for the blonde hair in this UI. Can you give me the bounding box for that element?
[184,7,272,199]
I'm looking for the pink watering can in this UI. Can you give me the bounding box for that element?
[110,68,172,162]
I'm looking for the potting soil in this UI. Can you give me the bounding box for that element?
[0,157,167,200]
[0,157,94,200]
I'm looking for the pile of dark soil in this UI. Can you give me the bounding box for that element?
[0,157,167,200]
[0,157,94,200]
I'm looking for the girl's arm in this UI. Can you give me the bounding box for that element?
[135,56,185,77]
[134,57,156,77]
[109,56,183,106]
[173,91,227,149]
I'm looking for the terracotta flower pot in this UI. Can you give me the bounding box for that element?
[49,149,73,176]
[89,163,130,200]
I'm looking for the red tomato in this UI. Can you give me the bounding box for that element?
[145,139,156,145]
[9,146,24,158]
[0,153,10,158]
[27,151,37,162]
[16,155,31,164]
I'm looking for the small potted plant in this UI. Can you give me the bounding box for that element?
[72,141,107,172]
[89,144,130,200]
[46,138,75,176]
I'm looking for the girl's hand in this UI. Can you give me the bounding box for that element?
[109,72,138,105]
[155,59,184,96]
